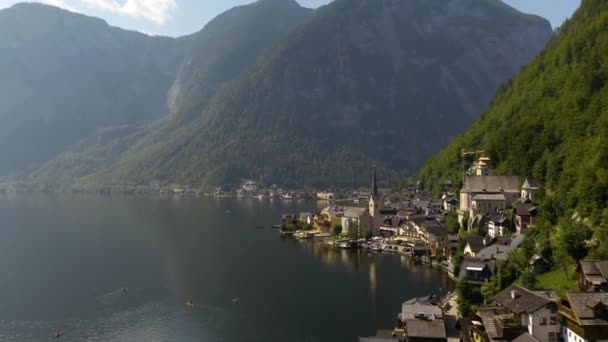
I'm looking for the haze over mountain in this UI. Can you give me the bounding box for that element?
[65,0,553,190]
[4,0,553,191]
[0,3,188,175]
[420,0,607,219]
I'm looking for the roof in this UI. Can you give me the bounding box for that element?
[494,285,557,314]
[563,292,608,326]
[424,222,448,237]
[402,297,443,320]
[489,213,510,224]
[522,178,542,190]
[459,258,496,279]
[405,319,447,339]
[516,203,538,216]
[466,236,486,253]
[477,307,511,339]
[461,175,520,193]
[343,207,368,218]
[512,332,541,342]
[579,260,608,280]
[472,194,506,201]
[476,244,514,261]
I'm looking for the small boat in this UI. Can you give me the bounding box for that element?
[272,225,281,229]
[282,193,294,200]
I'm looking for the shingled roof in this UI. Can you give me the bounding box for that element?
[461,176,520,193]
[563,292,608,327]
[466,235,486,254]
[405,319,447,339]
[579,260,608,281]
[494,285,557,314]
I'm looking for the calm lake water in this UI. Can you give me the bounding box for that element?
[0,194,452,341]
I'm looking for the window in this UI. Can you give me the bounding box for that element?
[540,317,547,326]
[550,316,557,325]
[549,332,556,342]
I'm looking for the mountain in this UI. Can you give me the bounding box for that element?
[168,0,313,123]
[75,0,553,190]
[0,3,188,175]
[419,0,607,218]
[20,0,314,190]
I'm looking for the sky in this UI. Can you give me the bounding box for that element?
[0,0,582,37]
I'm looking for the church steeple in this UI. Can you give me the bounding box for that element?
[371,164,379,199]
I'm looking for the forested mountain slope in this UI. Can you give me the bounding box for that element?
[80,0,552,189]
[420,0,608,219]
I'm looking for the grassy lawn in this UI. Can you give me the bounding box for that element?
[536,264,579,295]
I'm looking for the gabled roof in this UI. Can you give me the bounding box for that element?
[459,258,496,279]
[494,285,557,314]
[477,307,511,339]
[563,292,608,326]
[512,332,541,342]
[466,236,486,253]
[476,244,513,261]
[522,178,542,190]
[343,207,368,218]
[579,260,608,279]
[461,175,520,193]
[489,213,510,224]
[424,222,448,237]
[516,203,538,216]
[405,319,447,339]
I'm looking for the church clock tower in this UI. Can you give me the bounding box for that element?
[369,164,380,230]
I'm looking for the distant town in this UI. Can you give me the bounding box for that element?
[274,156,608,342]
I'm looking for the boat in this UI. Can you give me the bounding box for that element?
[272,225,282,229]
[294,231,315,239]
[282,193,294,200]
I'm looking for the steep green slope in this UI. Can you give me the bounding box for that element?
[0,3,187,175]
[168,0,313,123]
[84,0,552,189]
[420,0,608,218]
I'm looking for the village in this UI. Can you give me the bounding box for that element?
[277,156,608,342]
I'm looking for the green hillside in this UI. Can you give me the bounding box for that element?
[420,0,608,220]
[76,0,552,190]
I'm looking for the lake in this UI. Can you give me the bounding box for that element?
[0,194,452,341]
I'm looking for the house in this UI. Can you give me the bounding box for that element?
[421,221,449,256]
[493,285,561,342]
[316,192,335,200]
[397,295,447,342]
[487,213,511,238]
[521,178,542,201]
[559,292,608,342]
[460,175,520,219]
[512,332,542,342]
[476,244,513,261]
[529,255,551,274]
[459,258,496,285]
[399,295,443,323]
[578,260,608,292]
[443,196,458,211]
[464,236,487,257]
[405,320,447,342]
[515,203,539,233]
[476,306,527,341]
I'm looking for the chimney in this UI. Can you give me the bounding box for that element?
[511,290,517,299]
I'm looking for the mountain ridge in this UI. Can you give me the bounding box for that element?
[65,0,553,190]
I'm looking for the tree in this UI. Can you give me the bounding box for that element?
[520,269,538,289]
[333,224,343,236]
[446,211,460,234]
[558,219,592,261]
